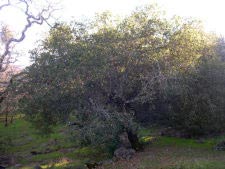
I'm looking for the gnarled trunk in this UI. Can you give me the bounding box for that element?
[126,129,143,151]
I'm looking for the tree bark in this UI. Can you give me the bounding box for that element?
[4,112,8,127]
[126,129,143,151]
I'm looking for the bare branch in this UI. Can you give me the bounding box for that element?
[0,0,55,72]
[0,0,10,10]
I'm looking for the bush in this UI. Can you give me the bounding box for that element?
[68,109,138,149]
[166,60,225,136]
[0,135,12,155]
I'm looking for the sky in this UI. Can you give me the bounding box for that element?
[1,0,225,67]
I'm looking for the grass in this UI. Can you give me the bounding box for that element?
[0,117,110,169]
[99,128,225,169]
[2,117,225,169]
[166,161,225,169]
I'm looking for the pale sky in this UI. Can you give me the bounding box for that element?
[1,0,225,67]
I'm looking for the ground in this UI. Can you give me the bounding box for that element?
[0,117,110,169]
[1,117,225,169]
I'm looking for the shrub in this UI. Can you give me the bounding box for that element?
[0,135,12,155]
[166,60,225,136]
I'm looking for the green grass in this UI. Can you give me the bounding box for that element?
[0,117,110,169]
[138,126,225,149]
[101,128,225,169]
[167,161,225,169]
[2,118,225,169]
[156,136,213,148]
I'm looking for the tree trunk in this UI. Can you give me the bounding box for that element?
[126,129,143,151]
[4,102,9,127]
[4,112,8,127]
[10,115,13,124]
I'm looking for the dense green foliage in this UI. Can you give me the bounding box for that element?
[167,59,225,136]
[14,4,225,150]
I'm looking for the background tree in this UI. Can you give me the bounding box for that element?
[0,0,56,106]
[0,65,21,126]
[0,0,55,72]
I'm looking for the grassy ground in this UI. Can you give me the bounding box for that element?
[1,118,225,169]
[0,117,110,169]
[99,127,225,169]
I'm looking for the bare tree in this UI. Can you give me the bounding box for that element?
[0,0,56,72]
[0,0,56,103]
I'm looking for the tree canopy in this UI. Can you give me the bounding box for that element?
[14,4,225,149]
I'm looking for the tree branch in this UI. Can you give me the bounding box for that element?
[0,0,10,10]
[0,0,55,72]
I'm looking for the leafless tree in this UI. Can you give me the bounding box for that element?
[0,0,56,103]
[0,0,56,72]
